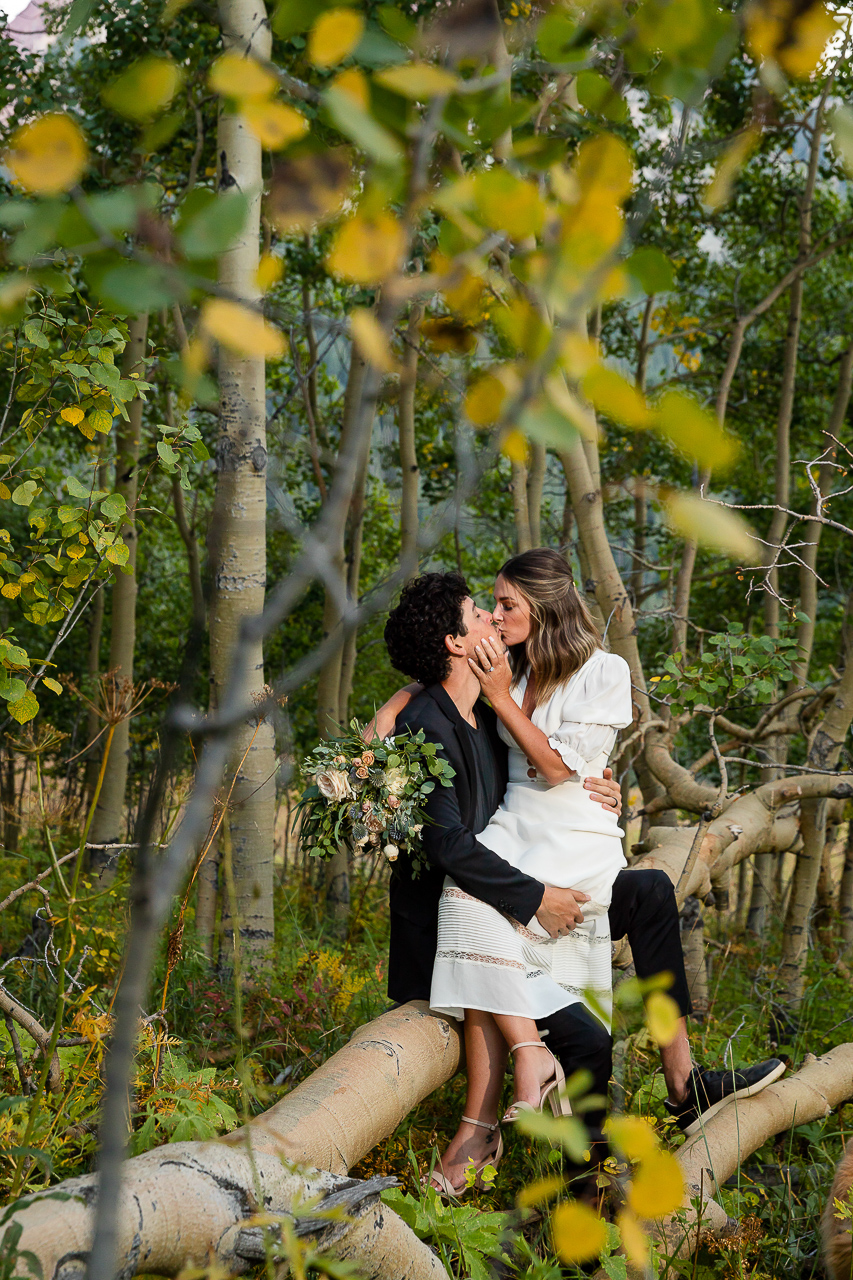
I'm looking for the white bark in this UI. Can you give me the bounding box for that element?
[208,0,277,966]
[2,1003,460,1280]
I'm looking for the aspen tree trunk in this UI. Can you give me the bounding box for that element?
[839,820,853,956]
[399,305,421,578]
[87,314,149,872]
[3,1002,459,1280]
[208,0,277,969]
[526,441,546,548]
[510,457,532,551]
[779,637,853,1005]
[83,455,109,807]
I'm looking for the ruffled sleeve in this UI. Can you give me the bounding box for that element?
[547,652,634,774]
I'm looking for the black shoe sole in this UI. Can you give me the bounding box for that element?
[682,1061,787,1137]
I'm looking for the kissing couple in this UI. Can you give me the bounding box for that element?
[370,548,784,1196]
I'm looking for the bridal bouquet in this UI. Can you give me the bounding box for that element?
[295,723,455,874]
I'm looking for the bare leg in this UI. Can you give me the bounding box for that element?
[429,1011,505,1191]
[658,1017,692,1102]
[491,1013,558,1109]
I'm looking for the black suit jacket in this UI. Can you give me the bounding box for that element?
[387,683,545,1004]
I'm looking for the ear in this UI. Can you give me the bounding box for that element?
[444,632,466,657]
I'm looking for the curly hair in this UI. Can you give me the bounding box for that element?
[384,572,470,686]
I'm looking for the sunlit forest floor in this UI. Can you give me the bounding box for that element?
[0,834,848,1280]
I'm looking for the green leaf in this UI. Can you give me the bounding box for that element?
[157,440,178,470]
[537,11,580,64]
[8,690,38,724]
[0,678,27,701]
[324,87,403,165]
[626,246,676,294]
[576,69,628,122]
[66,475,92,500]
[12,480,39,506]
[100,493,127,521]
[23,320,49,349]
[175,190,250,261]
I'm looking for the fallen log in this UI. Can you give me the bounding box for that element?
[2,1001,461,1280]
[662,1041,853,1259]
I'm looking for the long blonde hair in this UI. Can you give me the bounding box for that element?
[499,548,602,701]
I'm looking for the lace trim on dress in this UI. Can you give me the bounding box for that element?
[435,948,526,970]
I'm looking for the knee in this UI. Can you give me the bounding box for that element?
[638,868,677,914]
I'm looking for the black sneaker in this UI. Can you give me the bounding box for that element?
[666,1059,786,1136]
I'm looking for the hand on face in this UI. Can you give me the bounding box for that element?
[467,633,512,701]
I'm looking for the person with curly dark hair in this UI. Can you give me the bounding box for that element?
[384,571,470,687]
[374,564,783,1200]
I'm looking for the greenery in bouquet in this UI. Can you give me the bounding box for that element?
[295,723,456,875]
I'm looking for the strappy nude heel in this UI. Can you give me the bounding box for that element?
[424,1116,504,1199]
[503,1041,572,1122]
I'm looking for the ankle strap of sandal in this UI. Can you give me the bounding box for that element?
[461,1115,498,1131]
[508,1040,546,1053]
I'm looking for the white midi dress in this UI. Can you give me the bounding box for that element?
[429,650,633,1028]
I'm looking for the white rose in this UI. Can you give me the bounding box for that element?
[385,765,407,797]
[383,843,399,862]
[316,769,353,803]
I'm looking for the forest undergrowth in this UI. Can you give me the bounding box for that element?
[0,830,849,1280]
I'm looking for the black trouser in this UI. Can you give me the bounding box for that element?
[537,868,691,1145]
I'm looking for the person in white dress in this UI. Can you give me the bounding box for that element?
[427,548,632,1195]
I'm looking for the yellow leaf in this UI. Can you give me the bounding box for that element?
[200,299,287,360]
[77,420,97,440]
[551,1200,608,1263]
[350,308,396,373]
[560,331,598,376]
[442,269,484,322]
[645,990,681,1047]
[471,169,546,240]
[664,491,759,561]
[654,390,739,471]
[779,2,836,77]
[87,409,113,434]
[616,1209,650,1266]
[43,677,62,695]
[627,1149,685,1219]
[242,101,308,149]
[65,545,86,560]
[703,128,760,211]
[309,9,365,69]
[6,113,88,196]
[332,67,370,109]
[574,132,634,202]
[465,372,508,426]
[209,52,278,102]
[0,482,10,500]
[581,363,651,428]
[375,62,459,99]
[605,1115,659,1162]
[60,406,85,425]
[500,428,529,463]
[516,1174,564,1208]
[8,690,38,725]
[1,582,20,598]
[102,55,183,123]
[326,211,406,284]
[256,252,284,291]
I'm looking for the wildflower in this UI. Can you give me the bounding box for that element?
[383,843,399,862]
